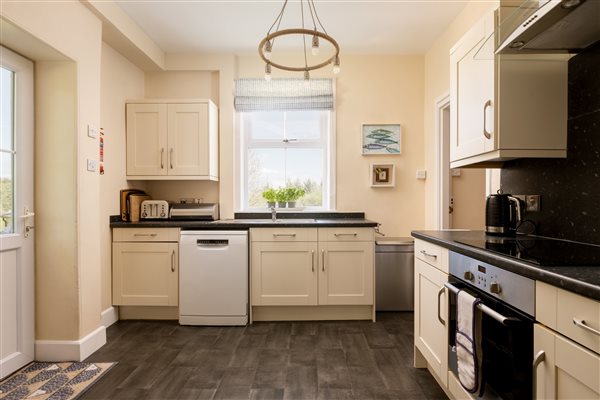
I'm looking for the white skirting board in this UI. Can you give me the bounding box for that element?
[35,326,106,362]
[101,306,119,328]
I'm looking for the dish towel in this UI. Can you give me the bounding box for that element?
[456,289,483,393]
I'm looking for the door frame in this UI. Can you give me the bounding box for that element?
[434,92,451,230]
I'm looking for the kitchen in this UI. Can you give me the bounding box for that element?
[0,0,599,399]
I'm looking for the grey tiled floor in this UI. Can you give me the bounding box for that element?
[82,312,447,399]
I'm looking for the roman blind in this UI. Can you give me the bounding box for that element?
[234,78,334,112]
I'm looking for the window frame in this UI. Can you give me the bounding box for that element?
[237,109,336,211]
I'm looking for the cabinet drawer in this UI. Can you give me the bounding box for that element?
[113,228,180,242]
[318,227,373,242]
[415,239,448,273]
[250,227,317,242]
[557,289,600,354]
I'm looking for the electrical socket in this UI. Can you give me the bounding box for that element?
[526,195,541,212]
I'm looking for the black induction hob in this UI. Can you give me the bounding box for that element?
[455,236,600,266]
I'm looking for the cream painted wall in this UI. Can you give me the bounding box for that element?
[423,0,498,229]
[99,42,145,312]
[1,1,104,342]
[236,54,425,236]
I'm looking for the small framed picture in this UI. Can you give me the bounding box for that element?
[370,163,395,187]
[362,124,401,155]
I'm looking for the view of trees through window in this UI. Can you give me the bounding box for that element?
[243,111,329,209]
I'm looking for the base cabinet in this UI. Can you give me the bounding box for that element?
[414,258,449,386]
[112,229,179,306]
[534,324,600,399]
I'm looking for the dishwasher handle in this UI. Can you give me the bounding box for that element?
[196,239,229,247]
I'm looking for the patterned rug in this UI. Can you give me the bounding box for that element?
[0,362,115,400]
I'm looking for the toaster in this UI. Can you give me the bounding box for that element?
[141,200,169,219]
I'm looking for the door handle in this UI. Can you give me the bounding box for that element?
[311,250,315,272]
[171,250,175,272]
[170,148,174,169]
[532,350,546,400]
[321,249,325,271]
[161,148,165,169]
[483,99,492,139]
[437,286,446,325]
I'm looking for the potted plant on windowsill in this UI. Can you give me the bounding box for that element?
[286,186,306,209]
[262,187,277,208]
[275,188,288,208]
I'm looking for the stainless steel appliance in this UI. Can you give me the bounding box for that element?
[169,203,219,221]
[375,237,414,311]
[497,0,600,54]
[179,230,248,325]
[485,192,522,236]
[141,200,169,219]
[447,251,535,400]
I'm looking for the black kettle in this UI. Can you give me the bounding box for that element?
[485,190,522,236]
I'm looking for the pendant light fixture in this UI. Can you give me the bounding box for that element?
[258,0,340,81]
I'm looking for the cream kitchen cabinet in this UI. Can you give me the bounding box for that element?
[534,282,600,399]
[112,228,179,306]
[414,239,449,388]
[449,8,568,168]
[250,227,374,308]
[126,99,218,180]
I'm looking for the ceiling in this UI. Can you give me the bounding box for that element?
[115,0,469,55]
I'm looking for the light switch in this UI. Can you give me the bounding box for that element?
[416,170,427,180]
[87,159,97,172]
[87,124,98,139]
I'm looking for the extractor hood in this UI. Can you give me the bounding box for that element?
[497,0,600,54]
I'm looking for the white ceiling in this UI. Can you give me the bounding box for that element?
[115,0,469,55]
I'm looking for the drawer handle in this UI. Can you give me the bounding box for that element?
[334,233,357,237]
[420,250,437,259]
[573,318,600,337]
[273,233,296,237]
[171,250,175,272]
[134,233,158,237]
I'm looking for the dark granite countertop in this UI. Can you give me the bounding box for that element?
[110,212,378,229]
[412,230,600,301]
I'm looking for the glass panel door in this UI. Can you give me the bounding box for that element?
[0,67,15,235]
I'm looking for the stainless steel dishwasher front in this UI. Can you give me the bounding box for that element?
[375,237,414,311]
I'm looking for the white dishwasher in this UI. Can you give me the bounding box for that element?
[179,230,248,326]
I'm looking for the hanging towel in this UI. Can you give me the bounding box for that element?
[456,289,483,393]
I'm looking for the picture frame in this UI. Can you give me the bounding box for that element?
[370,163,395,187]
[362,124,401,155]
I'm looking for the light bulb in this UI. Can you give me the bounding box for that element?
[311,34,319,56]
[333,55,340,74]
[264,40,272,60]
[265,63,272,81]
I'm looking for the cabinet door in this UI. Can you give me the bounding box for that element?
[126,103,168,176]
[534,324,600,399]
[112,242,178,306]
[167,103,209,176]
[414,258,448,386]
[318,241,373,305]
[251,242,318,306]
[450,11,495,162]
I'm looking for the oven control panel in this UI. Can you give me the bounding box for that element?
[449,251,535,316]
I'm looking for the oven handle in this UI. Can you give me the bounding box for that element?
[444,282,519,326]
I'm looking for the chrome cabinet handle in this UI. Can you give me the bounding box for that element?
[272,233,296,237]
[134,233,158,237]
[532,350,546,400]
[420,250,437,259]
[437,286,446,325]
[170,148,174,169]
[573,318,600,336]
[171,250,175,272]
[334,233,357,237]
[483,99,492,139]
[161,148,164,169]
[311,250,315,272]
[321,249,325,272]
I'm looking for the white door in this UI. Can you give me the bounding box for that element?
[0,46,35,379]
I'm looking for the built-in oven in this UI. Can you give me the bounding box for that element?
[447,251,535,400]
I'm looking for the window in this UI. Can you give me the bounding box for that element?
[1,65,15,233]
[241,110,332,209]
[235,78,335,210]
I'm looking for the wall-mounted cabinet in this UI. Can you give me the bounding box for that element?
[126,99,218,180]
[449,8,569,168]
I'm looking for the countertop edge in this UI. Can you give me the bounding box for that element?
[412,230,600,302]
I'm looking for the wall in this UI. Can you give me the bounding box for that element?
[236,54,425,237]
[423,0,499,229]
[99,42,145,312]
[500,42,600,244]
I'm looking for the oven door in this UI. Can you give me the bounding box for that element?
[447,277,534,400]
